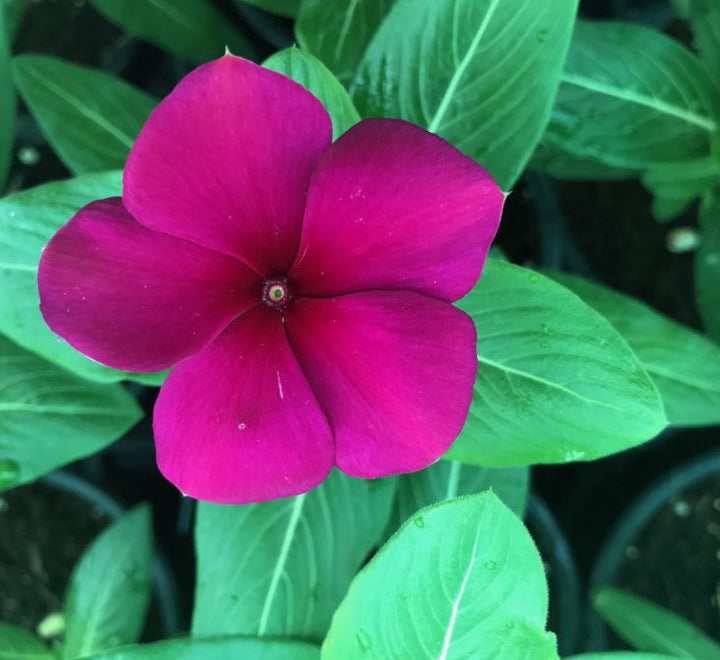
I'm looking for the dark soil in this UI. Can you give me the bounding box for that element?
[616,472,720,641]
[0,482,110,631]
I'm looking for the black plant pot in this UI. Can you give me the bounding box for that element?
[526,494,583,657]
[587,448,720,651]
[0,470,181,641]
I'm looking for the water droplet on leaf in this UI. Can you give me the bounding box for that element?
[413,516,425,528]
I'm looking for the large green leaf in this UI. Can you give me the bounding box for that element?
[0,334,141,492]
[263,47,360,139]
[12,55,156,174]
[323,493,557,659]
[90,0,257,64]
[547,271,720,427]
[386,460,529,538]
[0,623,52,660]
[2,0,27,42]
[0,172,165,385]
[697,193,720,343]
[239,0,301,19]
[192,470,395,641]
[567,655,684,660]
[63,505,153,659]
[675,0,720,77]
[0,2,14,193]
[352,0,579,189]
[446,260,667,466]
[85,637,319,660]
[594,587,720,659]
[535,21,720,179]
[297,0,395,83]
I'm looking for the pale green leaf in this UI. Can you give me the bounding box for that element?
[536,21,720,179]
[546,271,720,426]
[12,55,156,174]
[446,260,667,466]
[297,0,396,83]
[352,0,579,189]
[85,637,319,660]
[192,470,395,641]
[90,0,257,64]
[594,587,720,659]
[63,506,153,659]
[263,47,360,139]
[0,623,52,660]
[0,334,142,492]
[322,493,557,660]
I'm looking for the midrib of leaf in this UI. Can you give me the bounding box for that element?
[22,66,136,148]
[561,71,718,131]
[0,261,35,272]
[478,354,628,412]
[0,402,129,415]
[427,0,501,133]
[257,493,307,637]
[643,362,720,394]
[609,608,702,657]
[437,528,481,660]
[445,461,461,500]
[333,0,360,62]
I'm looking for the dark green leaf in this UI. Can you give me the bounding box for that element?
[0,2,14,193]
[536,21,720,179]
[0,334,142,492]
[697,193,720,343]
[567,654,684,660]
[297,0,395,83]
[12,55,156,174]
[2,0,27,42]
[593,587,720,659]
[263,47,360,139]
[322,493,557,660]
[63,505,153,659]
[0,622,52,660]
[547,271,720,426]
[193,470,395,640]
[386,460,529,538]
[85,637,319,660]
[676,0,720,76]
[240,0,301,19]
[90,0,257,64]
[353,0,579,189]
[0,172,165,384]
[446,260,666,466]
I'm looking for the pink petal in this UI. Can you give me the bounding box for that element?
[285,292,477,478]
[124,55,332,275]
[39,198,260,372]
[154,306,334,503]
[290,118,504,302]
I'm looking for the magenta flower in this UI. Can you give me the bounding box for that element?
[38,56,504,504]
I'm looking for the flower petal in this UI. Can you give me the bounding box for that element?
[39,198,259,372]
[285,291,477,478]
[154,306,334,504]
[290,118,504,302]
[124,55,333,274]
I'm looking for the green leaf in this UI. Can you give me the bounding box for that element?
[352,0,579,189]
[0,2,14,193]
[85,637,319,660]
[677,0,720,77]
[593,587,720,659]
[0,622,52,660]
[567,654,684,660]
[240,0,302,19]
[0,333,141,491]
[322,493,557,660]
[296,0,396,83]
[386,460,529,538]
[192,470,395,641]
[90,0,257,64]
[697,193,720,343]
[263,47,360,139]
[446,260,667,466]
[12,55,156,175]
[2,0,28,43]
[0,172,165,385]
[546,271,720,427]
[536,21,720,179]
[63,505,153,660]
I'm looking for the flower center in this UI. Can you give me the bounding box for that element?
[262,278,290,311]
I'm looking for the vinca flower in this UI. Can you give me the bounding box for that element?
[38,55,504,504]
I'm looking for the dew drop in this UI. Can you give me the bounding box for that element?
[413,516,425,528]
[237,422,247,431]
[0,460,21,489]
